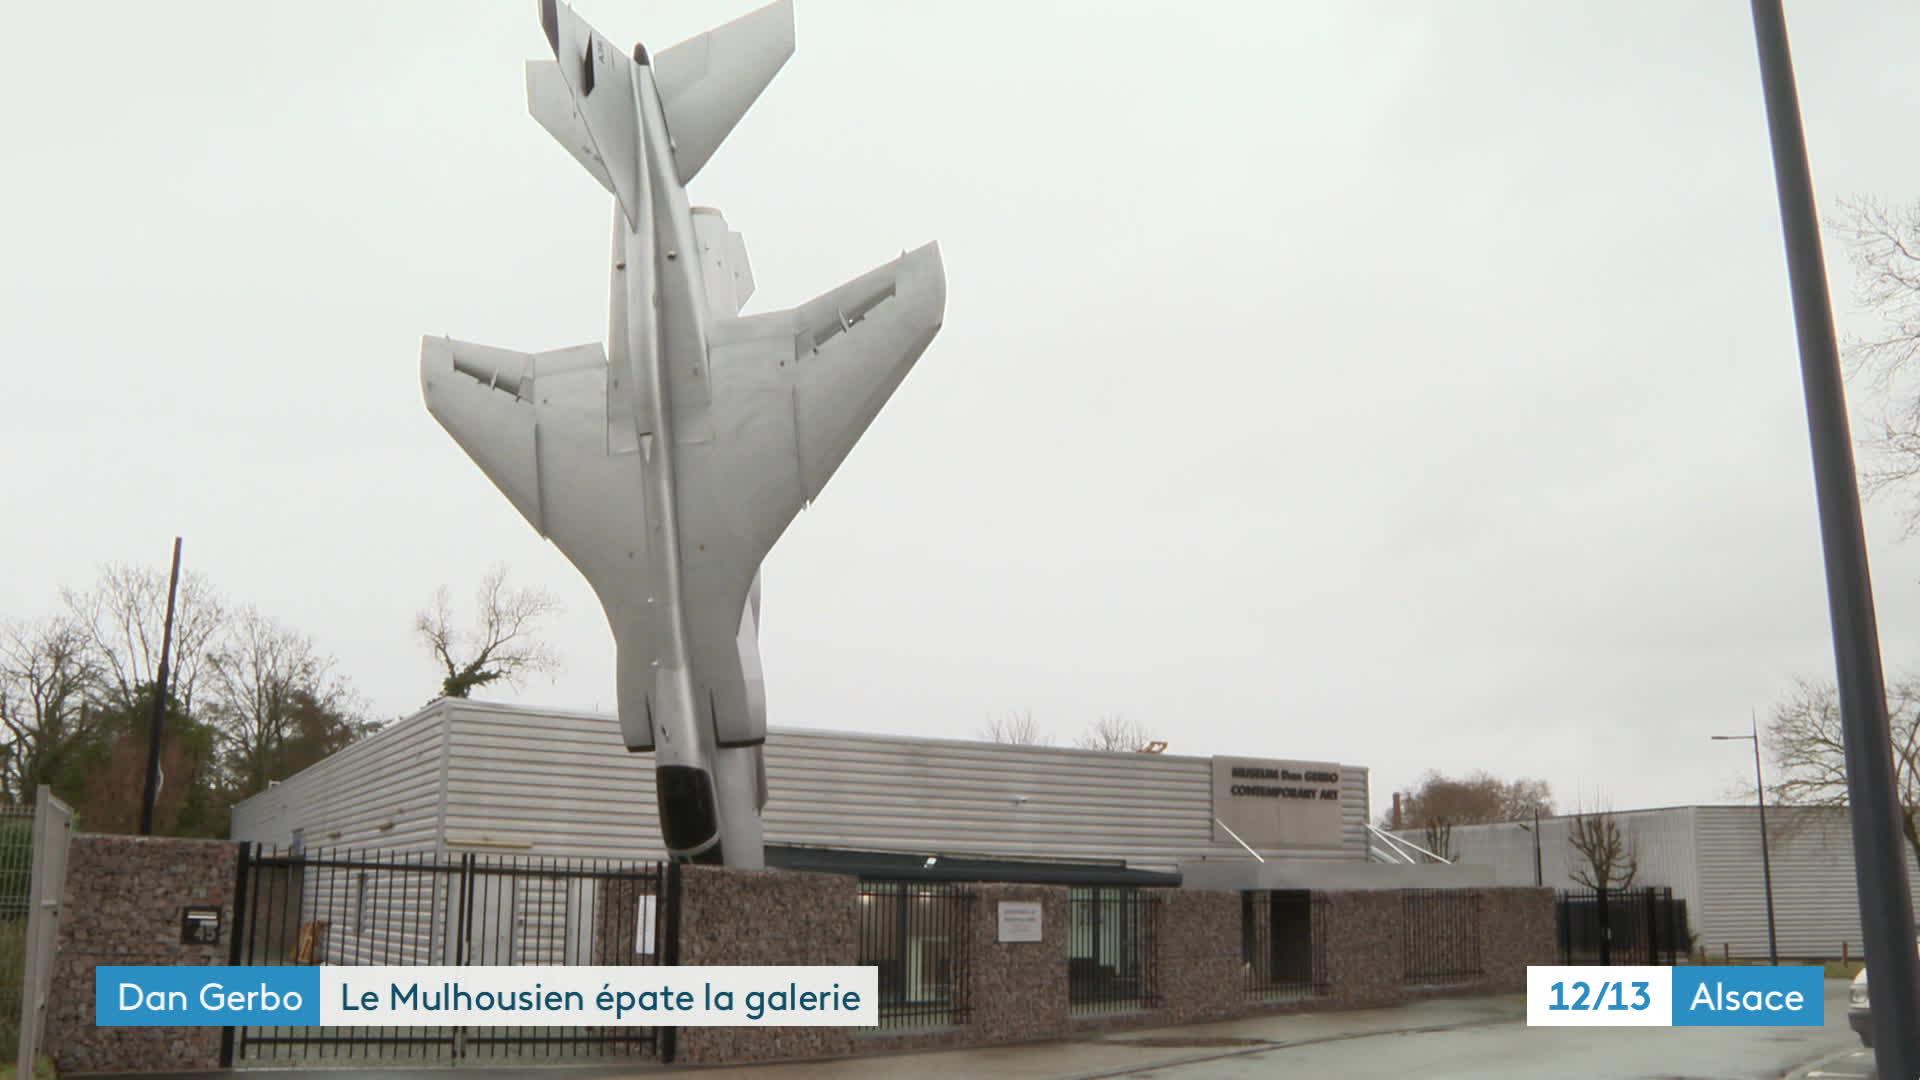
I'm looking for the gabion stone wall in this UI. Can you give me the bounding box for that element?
[672,865,860,1065]
[37,841,1556,1072]
[671,869,1556,1065]
[1479,886,1556,986]
[45,835,238,1075]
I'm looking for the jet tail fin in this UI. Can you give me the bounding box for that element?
[526,60,614,195]
[653,0,795,183]
[534,1,647,229]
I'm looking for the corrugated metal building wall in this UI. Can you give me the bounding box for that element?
[1436,805,1920,960]
[231,700,449,854]
[1691,805,1920,960]
[233,700,1372,872]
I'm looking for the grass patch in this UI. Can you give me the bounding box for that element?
[0,1054,56,1080]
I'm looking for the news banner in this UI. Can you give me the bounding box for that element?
[95,964,1828,1029]
[1526,965,1825,1027]
[98,967,876,1027]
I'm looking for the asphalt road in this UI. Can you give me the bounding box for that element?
[119,983,1860,1079]
[1789,1045,1879,1080]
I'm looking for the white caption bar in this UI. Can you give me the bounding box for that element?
[317,966,877,1026]
[1526,966,1672,1027]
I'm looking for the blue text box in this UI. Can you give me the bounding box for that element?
[96,967,320,1026]
[1671,966,1824,1027]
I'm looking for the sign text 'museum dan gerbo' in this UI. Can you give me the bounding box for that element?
[1210,757,1345,850]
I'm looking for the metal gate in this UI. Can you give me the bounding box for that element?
[1402,889,1483,983]
[223,844,676,1067]
[1556,886,1685,966]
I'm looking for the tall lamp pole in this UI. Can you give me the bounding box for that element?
[1747,2,1920,1072]
[1534,807,1543,888]
[1712,713,1778,966]
[1516,809,1543,887]
[138,538,183,837]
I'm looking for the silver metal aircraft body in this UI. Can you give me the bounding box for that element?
[421,0,946,867]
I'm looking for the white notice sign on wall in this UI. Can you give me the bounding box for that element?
[997,901,1043,943]
[636,895,657,955]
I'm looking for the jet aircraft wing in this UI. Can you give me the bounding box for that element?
[421,337,659,613]
[670,242,945,747]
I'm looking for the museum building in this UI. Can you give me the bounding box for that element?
[197,698,1540,1069]
[229,698,1378,875]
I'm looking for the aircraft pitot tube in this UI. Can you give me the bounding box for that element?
[421,0,946,867]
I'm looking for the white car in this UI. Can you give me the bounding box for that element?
[1849,939,1920,1048]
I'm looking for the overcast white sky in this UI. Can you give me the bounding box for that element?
[7,1,1920,823]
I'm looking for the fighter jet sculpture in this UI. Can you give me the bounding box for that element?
[421,0,945,868]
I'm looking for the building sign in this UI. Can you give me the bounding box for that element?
[1211,757,1345,851]
[180,907,221,945]
[997,901,1043,943]
[635,896,657,956]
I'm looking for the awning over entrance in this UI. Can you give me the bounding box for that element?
[765,844,1182,886]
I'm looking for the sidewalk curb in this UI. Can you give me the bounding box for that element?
[1060,1014,1522,1080]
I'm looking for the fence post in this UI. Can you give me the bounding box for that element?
[219,842,253,1067]
[660,861,682,1065]
[18,788,73,1080]
[1643,887,1655,965]
[453,853,475,1060]
[1554,891,1565,964]
[1667,888,1679,965]
[1596,884,1611,966]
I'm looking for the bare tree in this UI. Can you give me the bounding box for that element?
[980,710,1051,746]
[416,565,562,699]
[62,561,226,716]
[1421,821,1458,862]
[1568,803,1640,891]
[205,606,362,797]
[0,615,103,804]
[1765,676,1920,864]
[1832,197,1920,531]
[1075,714,1157,752]
[1388,770,1555,830]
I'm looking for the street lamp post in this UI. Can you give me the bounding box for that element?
[1746,2,1919,1070]
[1713,713,1779,966]
[1516,810,1543,887]
[1534,807,1543,888]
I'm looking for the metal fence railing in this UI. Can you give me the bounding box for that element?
[0,805,39,1064]
[857,882,973,1029]
[1068,887,1160,1014]
[1242,890,1327,1000]
[227,845,670,1065]
[1402,889,1482,983]
[1556,886,1685,966]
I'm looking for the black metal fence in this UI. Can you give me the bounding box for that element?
[1402,889,1483,983]
[1556,886,1686,966]
[0,808,35,1062]
[1242,890,1327,999]
[224,845,672,1066]
[1068,887,1160,1013]
[857,882,974,1028]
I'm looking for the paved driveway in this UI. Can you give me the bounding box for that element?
[107,982,1860,1080]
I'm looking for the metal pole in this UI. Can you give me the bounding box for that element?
[1533,807,1543,888]
[139,537,183,837]
[1750,712,1780,966]
[1748,2,1919,1072]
